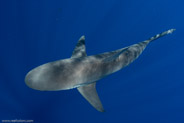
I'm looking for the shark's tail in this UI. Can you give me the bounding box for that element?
[145,29,176,43]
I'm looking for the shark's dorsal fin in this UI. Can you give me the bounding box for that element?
[77,83,105,112]
[71,35,87,58]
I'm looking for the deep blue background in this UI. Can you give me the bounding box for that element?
[0,0,184,123]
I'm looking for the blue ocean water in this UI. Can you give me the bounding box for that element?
[0,0,184,122]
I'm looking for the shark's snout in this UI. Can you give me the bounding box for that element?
[25,69,46,91]
[25,71,39,90]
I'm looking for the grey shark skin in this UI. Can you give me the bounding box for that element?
[25,29,175,112]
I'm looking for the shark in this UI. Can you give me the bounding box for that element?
[25,29,175,112]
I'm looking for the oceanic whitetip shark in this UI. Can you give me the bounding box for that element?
[25,29,175,112]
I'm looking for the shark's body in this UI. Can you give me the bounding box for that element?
[25,29,175,112]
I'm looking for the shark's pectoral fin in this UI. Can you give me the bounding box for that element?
[77,83,105,112]
[71,35,87,58]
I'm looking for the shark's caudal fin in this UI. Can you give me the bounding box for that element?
[77,83,105,112]
[103,29,176,63]
[145,29,176,43]
[71,36,104,112]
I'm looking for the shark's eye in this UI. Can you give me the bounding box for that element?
[125,51,129,56]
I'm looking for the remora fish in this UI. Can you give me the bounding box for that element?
[25,29,175,112]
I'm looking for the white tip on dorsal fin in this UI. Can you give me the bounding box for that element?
[77,83,105,112]
[71,35,87,58]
